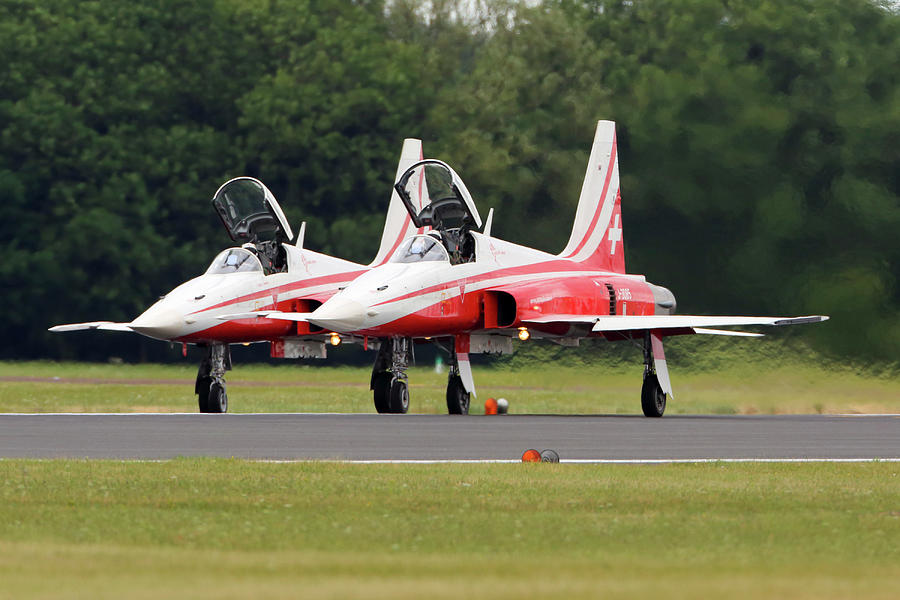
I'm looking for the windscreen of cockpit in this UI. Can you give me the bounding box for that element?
[390,235,449,264]
[206,248,263,274]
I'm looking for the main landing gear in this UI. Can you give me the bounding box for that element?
[196,343,231,413]
[370,336,473,415]
[371,337,410,414]
[640,332,666,418]
[445,345,470,415]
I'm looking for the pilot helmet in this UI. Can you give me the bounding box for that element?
[409,237,428,255]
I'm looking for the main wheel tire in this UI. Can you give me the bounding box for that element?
[388,378,409,414]
[207,381,228,414]
[373,372,392,414]
[446,375,470,415]
[197,377,212,413]
[641,373,666,418]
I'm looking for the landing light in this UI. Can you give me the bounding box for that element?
[330,333,342,346]
[517,327,530,341]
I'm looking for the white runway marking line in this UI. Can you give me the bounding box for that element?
[260,458,900,464]
[835,414,900,417]
[2,458,898,464]
[2,413,899,417]
[0,412,358,416]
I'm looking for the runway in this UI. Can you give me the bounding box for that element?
[0,413,898,461]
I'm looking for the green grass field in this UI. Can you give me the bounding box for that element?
[1,354,897,415]
[1,460,898,599]
[2,353,897,597]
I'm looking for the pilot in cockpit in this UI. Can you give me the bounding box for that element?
[440,227,475,265]
[409,236,431,258]
[241,240,287,275]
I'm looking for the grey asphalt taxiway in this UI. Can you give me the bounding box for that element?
[0,413,898,461]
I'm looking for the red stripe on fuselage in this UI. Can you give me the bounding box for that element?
[371,259,615,309]
[174,319,296,344]
[190,270,367,315]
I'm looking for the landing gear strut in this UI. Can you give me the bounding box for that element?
[370,337,410,414]
[641,332,666,418]
[445,345,470,415]
[196,343,231,413]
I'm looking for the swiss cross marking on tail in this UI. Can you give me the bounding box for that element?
[608,214,622,255]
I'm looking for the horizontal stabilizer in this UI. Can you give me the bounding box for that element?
[772,316,830,326]
[524,314,827,332]
[217,311,313,323]
[590,314,828,332]
[49,321,134,333]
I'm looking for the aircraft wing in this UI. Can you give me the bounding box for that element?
[49,321,134,333]
[521,314,828,336]
[217,311,314,323]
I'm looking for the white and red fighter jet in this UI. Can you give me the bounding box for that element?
[255,120,827,416]
[50,139,428,413]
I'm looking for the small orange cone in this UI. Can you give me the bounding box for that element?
[521,449,541,462]
[484,397,498,415]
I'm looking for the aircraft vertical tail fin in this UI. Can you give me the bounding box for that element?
[558,120,625,273]
[369,138,425,267]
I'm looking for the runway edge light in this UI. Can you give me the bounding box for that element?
[484,398,498,415]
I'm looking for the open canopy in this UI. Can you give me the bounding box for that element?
[212,177,294,243]
[394,160,482,232]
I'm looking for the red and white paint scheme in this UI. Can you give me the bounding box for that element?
[247,120,827,416]
[50,139,429,413]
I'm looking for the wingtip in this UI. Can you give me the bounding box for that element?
[773,315,830,326]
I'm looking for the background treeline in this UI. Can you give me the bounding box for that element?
[1,0,897,363]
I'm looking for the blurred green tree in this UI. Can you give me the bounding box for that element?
[0,0,896,362]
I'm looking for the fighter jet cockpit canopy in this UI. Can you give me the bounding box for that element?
[389,234,450,264]
[394,160,482,264]
[394,160,482,232]
[205,248,263,275]
[212,177,294,244]
[212,177,293,275]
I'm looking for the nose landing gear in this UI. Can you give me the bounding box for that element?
[196,343,231,413]
[371,337,411,413]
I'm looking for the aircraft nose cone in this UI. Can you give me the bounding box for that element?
[130,305,186,340]
[308,299,368,333]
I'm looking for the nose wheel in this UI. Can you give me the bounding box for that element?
[372,372,392,413]
[372,373,409,414]
[199,380,228,413]
[389,378,409,413]
[196,343,231,413]
[370,337,411,414]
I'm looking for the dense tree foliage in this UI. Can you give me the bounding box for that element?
[1,0,896,362]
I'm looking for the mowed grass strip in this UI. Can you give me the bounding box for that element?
[1,360,898,415]
[1,460,898,599]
